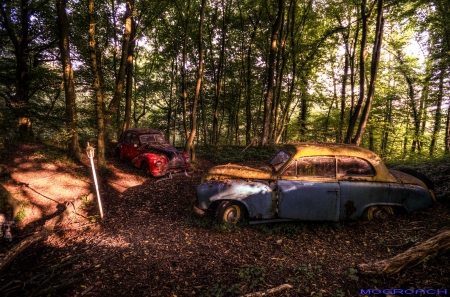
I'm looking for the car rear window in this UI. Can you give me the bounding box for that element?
[337,156,374,177]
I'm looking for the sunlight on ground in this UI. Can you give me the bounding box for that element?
[106,167,145,193]
[3,159,91,224]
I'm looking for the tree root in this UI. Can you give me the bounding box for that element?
[240,284,293,297]
[358,229,450,275]
[0,199,82,274]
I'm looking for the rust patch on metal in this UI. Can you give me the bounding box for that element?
[344,200,356,219]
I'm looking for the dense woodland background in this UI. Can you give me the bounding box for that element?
[0,0,449,166]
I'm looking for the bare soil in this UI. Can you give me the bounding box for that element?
[0,143,449,297]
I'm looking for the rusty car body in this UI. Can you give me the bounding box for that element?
[116,128,191,177]
[193,143,435,223]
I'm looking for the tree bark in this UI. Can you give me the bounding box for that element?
[0,199,82,274]
[242,7,262,145]
[105,0,133,139]
[123,16,136,133]
[344,0,376,144]
[429,65,444,156]
[261,0,284,146]
[0,0,32,136]
[88,0,107,168]
[445,104,450,154]
[56,0,81,159]
[185,0,206,159]
[358,229,450,275]
[240,284,293,297]
[353,0,384,146]
[181,0,191,140]
[212,0,227,146]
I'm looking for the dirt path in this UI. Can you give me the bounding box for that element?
[0,143,449,297]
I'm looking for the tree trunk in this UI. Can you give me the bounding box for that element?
[105,0,133,137]
[345,0,375,144]
[0,199,82,274]
[275,0,296,143]
[340,29,350,143]
[88,0,107,168]
[122,17,136,133]
[185,0,206,159]
[181,0,191,140]
[429,65,444,156]
[243,8,262,145]
[56,0,81,159]
[445,104,450,154]
[353,0,384,146]
[0,0,32,136]
[358,229,450,275]
[167,58,176,143]
[212,0,227,146]
[261,0,284,146]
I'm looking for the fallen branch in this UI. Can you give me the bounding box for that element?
[358,229,450,275]
[240,284,293,297]
[0,200,82,274]
[242,136,259,153]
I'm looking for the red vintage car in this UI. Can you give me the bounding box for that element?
[116,128,191,177]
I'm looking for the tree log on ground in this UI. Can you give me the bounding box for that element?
[240,284,293,297]
[358,229,450,275]
[0,200,82,274]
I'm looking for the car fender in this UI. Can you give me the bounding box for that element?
[358,202,405,218]
[400,185,434,213]
[196,179,275,219]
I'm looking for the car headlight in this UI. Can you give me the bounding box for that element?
[155,161,162,167]
[185,157,191,164]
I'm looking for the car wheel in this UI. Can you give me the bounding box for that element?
[141,162,150,176]
[363,205,394,220]
[216,201,244,224]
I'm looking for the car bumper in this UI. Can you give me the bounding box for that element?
[191,198,206,217]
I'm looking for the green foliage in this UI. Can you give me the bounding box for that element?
[347,268,359,281]
[14,202,28,222]
[200,280,240,297]
[196,145,281,164]
[294,264,323,281]
[238,266,266,290]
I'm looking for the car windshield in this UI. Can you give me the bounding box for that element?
[269,150,291,172]
[140,134,166,144]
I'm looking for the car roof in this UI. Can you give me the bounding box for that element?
[125,128,163,135]
[282,142,394,182]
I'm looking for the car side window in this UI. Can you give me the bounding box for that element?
[140,135,155,143]
[124,132,132,143]
[131,134,140,145]
[283,157,336,178]
[337,156,374,177]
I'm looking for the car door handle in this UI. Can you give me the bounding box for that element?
[327,190,339,193]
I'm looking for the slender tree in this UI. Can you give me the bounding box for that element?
[261,0,284,146]
[56,0,81,159]
[185,0,206,158]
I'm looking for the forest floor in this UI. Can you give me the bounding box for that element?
[0,142,449,297]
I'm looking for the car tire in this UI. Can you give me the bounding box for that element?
[216,201,245,224]
[141,162,150,176]
[363,205,394,220]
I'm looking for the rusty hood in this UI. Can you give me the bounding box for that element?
[203,164,272,181]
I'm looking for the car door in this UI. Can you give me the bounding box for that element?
[128,133,140,160]
[337,156,389,219]
[277,157,340,221]
[122,132,133,160]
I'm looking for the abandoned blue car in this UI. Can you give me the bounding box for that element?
[193,143,435,224]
